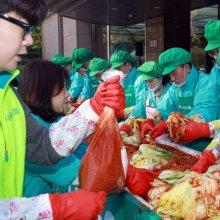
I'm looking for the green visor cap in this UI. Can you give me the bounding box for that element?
[159,47,192,75]
[138,61,163,81]
[51,54,63,65]
[72,48,93,70]
[110,50,135,69]
[51,54,72,67]
[62,56,73,65]
[89,58,111,76]
[204,20,220,51]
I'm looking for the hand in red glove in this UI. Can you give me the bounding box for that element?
[140,118,155,140]
[49,189,106,220]
[120,123,131,134]
[126,164,159,198]
[181,121,211,142]
[191,150,216,173]
[150,120,167,139]
[90,75,125,118]
[72,102,81,109]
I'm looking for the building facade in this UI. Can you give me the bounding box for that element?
[42,3,219,72]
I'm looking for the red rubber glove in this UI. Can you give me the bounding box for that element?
[140,118,155,140]
[150,120,167,139]
[49,189,106,220]
[181,121,211,142]
[90,75,125,118]
[191,150,216,173]
[120,123,131,133]
[72,102,81,109]
[126,164,159,198]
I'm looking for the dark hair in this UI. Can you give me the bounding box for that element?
[0,0,47,25]
[162,74,171,86]
[18,60,70,122]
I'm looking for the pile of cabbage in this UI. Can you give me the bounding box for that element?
[151,170,220,219]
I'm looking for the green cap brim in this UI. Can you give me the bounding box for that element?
[162,66,177,76]
[89,70,100,76]
[72,62,83,70]
[111,61,124,69]
[141,75,156,81]
[205,42,220,51]
[141,72,162,81]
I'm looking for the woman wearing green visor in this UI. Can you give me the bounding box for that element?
[68,48,93,102]
[131,61,171,120]
[51,54,72,74]
[78,57,111,101]
[110,50,148,117]
[120,61,171,140]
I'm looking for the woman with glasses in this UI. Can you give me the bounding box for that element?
[0,0,125,218]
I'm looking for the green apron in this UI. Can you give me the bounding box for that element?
[145,93,161,123]
[177,82,211,152]
[125,85,136,108]
[177,95,194,115]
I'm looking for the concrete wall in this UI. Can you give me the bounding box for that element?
[41,14,59,60]
[42,14,92,59]
[145,16,164,61]
[76,20,92,50]
[63,17,77,56]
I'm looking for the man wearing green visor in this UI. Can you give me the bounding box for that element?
[110,50,147,117]
[167,20,220,173]
[148,47,218,152]
[68,48,92,102]
[120,61,171,140]
[78,57,111,101]
[51,54,72,74]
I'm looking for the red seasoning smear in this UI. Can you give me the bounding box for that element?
[154,143,199,172]
[125,142,199,173]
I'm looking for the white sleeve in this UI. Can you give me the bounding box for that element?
[0,194,52,219]
[49,99,99,157]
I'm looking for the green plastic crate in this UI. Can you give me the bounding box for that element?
[100,191,161,220]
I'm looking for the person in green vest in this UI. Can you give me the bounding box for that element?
[0,0,125,218]
[146,48,218,151]
[110,50,148,117]
[68,48,93,102]
[77,57,111,102]
[51,53,72,74]
[18,60,88,197]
